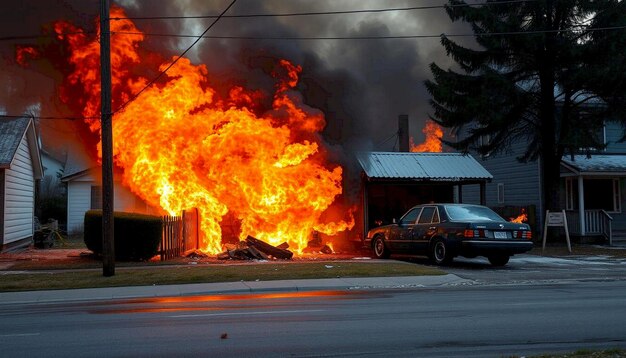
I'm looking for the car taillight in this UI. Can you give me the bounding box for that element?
[463,229,485,238]
[513,231,533,239]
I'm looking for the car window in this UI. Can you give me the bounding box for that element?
[444,205,505,222]
[432,208,440,223]
[400,207,421,225]
[418,207,436,224]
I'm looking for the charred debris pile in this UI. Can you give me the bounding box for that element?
[187,235,334,261]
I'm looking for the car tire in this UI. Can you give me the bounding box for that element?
[488,255,510,266]
[430,239,452,265]
[372,236,390,259]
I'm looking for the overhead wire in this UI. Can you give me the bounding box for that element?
[0,114,98,121]
[5,24,626,43]
[110,24,626,41]
[2,0,624,120]
[0,1,238,120]
[112,0,238,114]
[109,0,538,21]
[0,32,94,42]
[375,132,399,150]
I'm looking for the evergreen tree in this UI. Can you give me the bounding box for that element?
[426,0,626,210]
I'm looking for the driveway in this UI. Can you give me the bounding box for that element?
[401,251,626,286]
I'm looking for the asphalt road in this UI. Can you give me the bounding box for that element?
[405,251,626,284]
[2,278,626,357]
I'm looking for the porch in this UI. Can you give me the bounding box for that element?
[565,209,616,244]
[560,155,626,246]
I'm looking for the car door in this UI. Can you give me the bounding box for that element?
[389,207,421,251]
[411,206,439,253]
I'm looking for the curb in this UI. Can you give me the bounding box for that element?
[0,274,471,305]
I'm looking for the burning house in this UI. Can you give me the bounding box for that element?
[13,6,356,256]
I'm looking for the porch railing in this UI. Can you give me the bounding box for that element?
[565,209,613,244]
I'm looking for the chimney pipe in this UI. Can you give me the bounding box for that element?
[398,114,409,152]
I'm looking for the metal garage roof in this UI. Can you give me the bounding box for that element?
[355,151,492,181]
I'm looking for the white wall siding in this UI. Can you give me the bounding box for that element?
[3,135,34,244]
[66,181,92,233]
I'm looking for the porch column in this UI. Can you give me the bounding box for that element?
[363,178,369,238]
[578,175,586,236]
[458,184,463,203]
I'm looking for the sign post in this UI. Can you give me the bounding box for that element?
[542,210,571,254]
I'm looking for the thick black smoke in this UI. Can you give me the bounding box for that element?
[0,0,471,168]
[115,0,471,150]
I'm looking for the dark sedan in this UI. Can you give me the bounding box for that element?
[365,203,533,266]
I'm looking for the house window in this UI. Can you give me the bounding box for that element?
[91,185,102,210]
[497,183,504,204]
[479,134,491,157]
[583,178,621,213]
[576,112,605,153]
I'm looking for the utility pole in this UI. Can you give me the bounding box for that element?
[100,0,115,277]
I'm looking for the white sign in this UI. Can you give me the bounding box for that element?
[546,212,565,227]
[542,210,571,253]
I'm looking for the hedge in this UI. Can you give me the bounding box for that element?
[84,210,163,261]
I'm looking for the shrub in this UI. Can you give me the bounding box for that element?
[84,210,163,261]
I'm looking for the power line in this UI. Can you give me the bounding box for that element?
[0,114,98,121]
[109,0,538,21]
[7,24,625,43]
[0,32,94,42]
[112,0,238,114]
[110,24,626,41]
[375,132,398,150]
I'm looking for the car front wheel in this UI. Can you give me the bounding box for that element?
[372,236,390,259]
[488,255,510,266]
[430,239,452,265]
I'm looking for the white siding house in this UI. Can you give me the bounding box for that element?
[62,167,152,234]
[0,117,44,251]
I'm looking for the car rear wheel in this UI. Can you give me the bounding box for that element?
[488,255,510,266]
[372,236,390,259]
[430,239,452,265]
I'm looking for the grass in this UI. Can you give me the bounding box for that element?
[0,261,445,292]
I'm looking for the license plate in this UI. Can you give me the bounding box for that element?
[494,231,508,239]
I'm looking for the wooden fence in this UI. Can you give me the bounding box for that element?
[160,208,199,261]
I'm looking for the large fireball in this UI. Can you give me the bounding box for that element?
[41,7,353,254]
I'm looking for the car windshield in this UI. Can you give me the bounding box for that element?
[445,205,505,222]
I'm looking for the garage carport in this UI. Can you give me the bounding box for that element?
[356,151,493,236]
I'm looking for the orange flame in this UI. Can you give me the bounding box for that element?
[410,121,443,153]
[510,212,528,223]
[16,46,39,67]
[51,7,353,254]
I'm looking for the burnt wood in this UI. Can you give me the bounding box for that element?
[245,235,293,259]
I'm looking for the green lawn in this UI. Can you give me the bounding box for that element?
[0,261,445,292]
